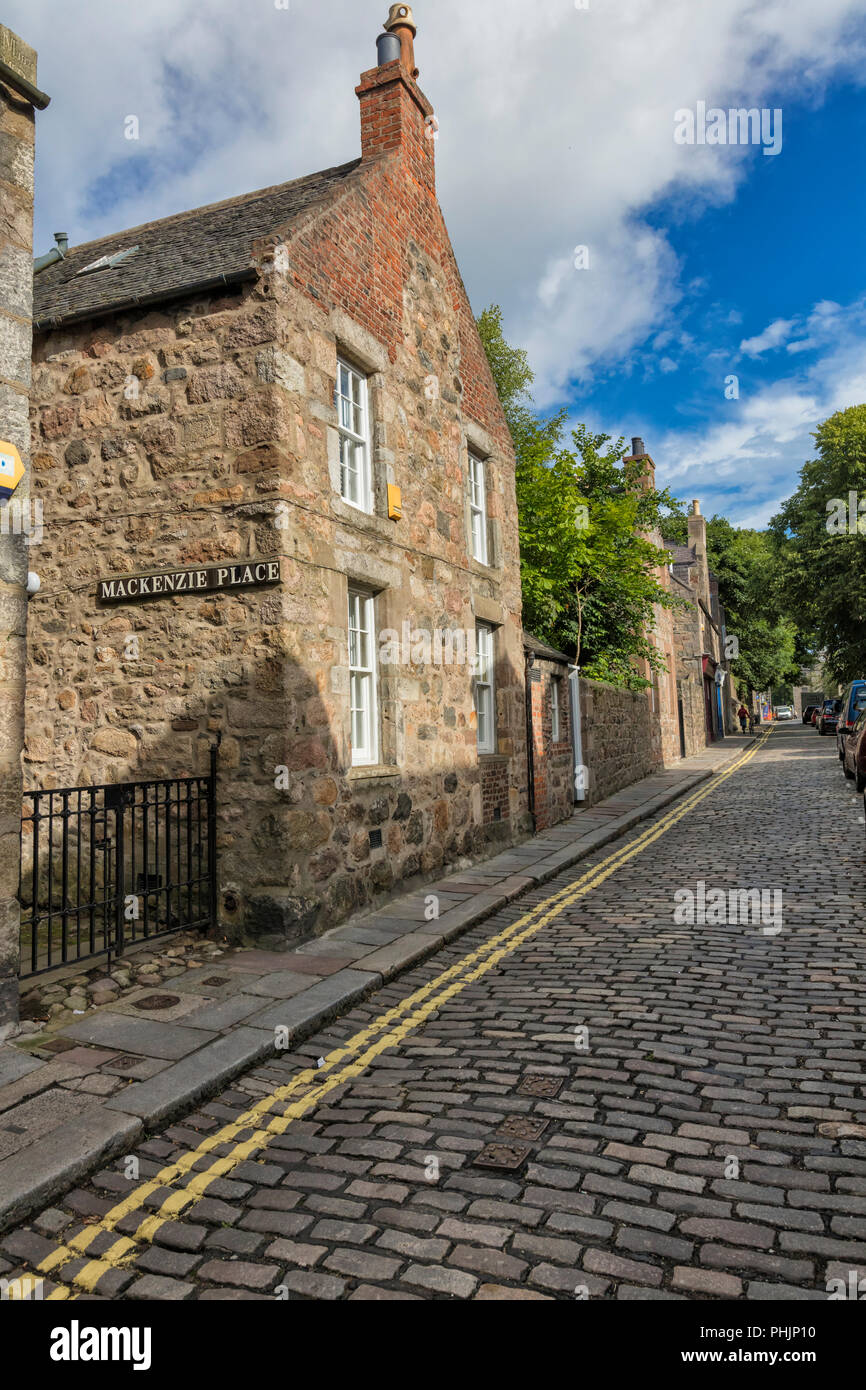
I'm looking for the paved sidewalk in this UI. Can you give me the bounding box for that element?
[0,735,752,1232]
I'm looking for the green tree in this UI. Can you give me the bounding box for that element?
[769,404,866,685]
[478,305,679,689]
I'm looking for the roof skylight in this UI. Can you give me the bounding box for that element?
[77,245,140,276]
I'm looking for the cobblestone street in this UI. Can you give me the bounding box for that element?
[4,722,866,1302]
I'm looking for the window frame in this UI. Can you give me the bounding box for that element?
[468,450,489,565]
[348,587,378,767]
[551,677,561,743]
[474,622,496,754]
[336,357,373,514]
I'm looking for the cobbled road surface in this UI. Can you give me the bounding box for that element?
[5,722,866,1301]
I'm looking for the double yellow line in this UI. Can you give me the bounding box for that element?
[22,730,771,1300]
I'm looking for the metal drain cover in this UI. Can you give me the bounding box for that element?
[134,993,181,1011]
[202,976,231,987]
[474,1143,532,1172]
[496,1115,550,1142]
[517,1075,563,1098]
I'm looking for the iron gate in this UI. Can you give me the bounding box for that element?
[18,748,217,979]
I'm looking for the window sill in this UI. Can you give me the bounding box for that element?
[478,752,507,764]
[348,764,400,782]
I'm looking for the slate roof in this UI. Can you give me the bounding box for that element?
[664,542,696,567]
[32,158,362,330]
[523,632,571,664]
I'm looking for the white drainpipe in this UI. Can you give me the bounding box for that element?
[569,665,586,804]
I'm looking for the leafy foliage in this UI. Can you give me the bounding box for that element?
[478,305,679,690]
[768,405,866,686]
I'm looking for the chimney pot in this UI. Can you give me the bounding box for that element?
[691,499,700,516]
[386,4,416,35]
[384,3,419,78]
[631,436,645,458]
[376,31,402,66]
[54,232,68,255]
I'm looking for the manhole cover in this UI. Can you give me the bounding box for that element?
[134,993,181,1011]
[474,1143,531,1172]
[202,975,230,987]
[112,1055,139,1069]
[496,1115,550,1142]
[517,1075,563,1098]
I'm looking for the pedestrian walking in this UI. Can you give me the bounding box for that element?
[737,703,749,734]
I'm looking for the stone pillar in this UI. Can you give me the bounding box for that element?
[0,27,38,1035]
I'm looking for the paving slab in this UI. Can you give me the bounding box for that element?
[37,1046,120,1071]
[230,971,312,1001]
[218,950,301,974]
[179,994,270,1031]
[0,1047,45,1088]
[246,969,381,1035]
[0,1088,93,1159]
[60,1014,219,1060]
[270,954,349,978]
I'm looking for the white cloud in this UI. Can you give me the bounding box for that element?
[653,296,866,526]
[5,0,864,407]
[739,319,798,357]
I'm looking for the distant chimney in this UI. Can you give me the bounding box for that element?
[385,4,419,79]
[688,498,706,568]
[357,6,435,188]
[631,436,645,457]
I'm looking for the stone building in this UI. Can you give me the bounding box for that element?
[0,27,47,1033]
[627,438,682,768]
[23,10,531,948]
[666,500,734,752]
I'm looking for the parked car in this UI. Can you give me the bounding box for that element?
[836,679,866,760]
[817,698,842,735]
[803,704,818,724]
[843,707,866,789]
[774,704,794,720]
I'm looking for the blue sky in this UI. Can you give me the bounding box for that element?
[8,0,866,530]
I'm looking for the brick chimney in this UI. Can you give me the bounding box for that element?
[357,5,435,189]
[624,435,655,490]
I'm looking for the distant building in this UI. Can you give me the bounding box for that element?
[665,501,735,751]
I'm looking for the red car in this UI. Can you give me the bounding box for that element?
[811,707,820,726]
[843,708,866,790]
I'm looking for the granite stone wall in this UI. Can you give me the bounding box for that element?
[578,676,664,808]
[0,27,36,1032]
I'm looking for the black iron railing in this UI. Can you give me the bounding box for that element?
[18,748,217,979]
